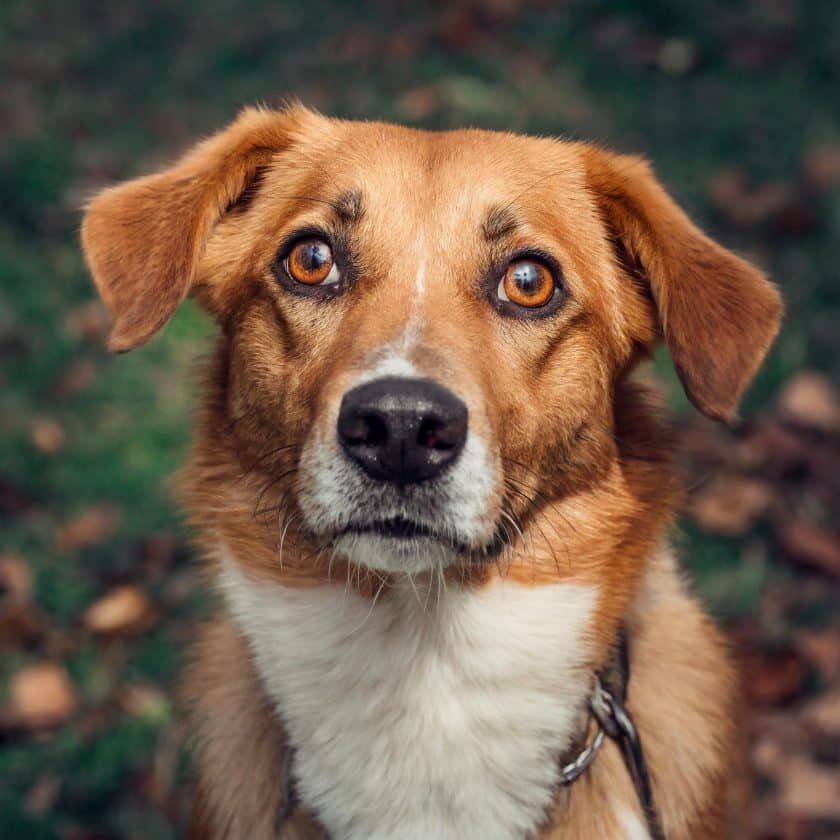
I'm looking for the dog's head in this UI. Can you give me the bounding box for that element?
[82,106,781,578]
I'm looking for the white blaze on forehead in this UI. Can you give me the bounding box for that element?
[353,350,418,385]
[414,257,427,298]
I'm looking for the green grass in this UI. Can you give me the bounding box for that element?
[1,1,838,836]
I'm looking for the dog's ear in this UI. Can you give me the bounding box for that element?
[81,106,305,352]
[584,148,783,422]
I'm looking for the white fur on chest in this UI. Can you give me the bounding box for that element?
[219,554,597,839]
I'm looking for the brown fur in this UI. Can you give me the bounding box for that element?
[81,105,780,838]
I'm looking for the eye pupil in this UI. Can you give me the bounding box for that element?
[512,263,540,293]
[502,258,555,308]
[287,237,335,285]
[301,242,329,270]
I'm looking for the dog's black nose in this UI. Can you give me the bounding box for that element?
[337,377,468,484]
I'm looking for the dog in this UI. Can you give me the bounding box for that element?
[81,105,782,839]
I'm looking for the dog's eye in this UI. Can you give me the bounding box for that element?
[497,259,555,308]
[285,238,340,286]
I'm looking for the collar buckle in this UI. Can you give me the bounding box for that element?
[587,676,667,840]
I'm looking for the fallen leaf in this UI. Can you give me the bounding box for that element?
[83,585,151,635]
[708,170,816,235]
[779,521,840,578]
[779,756,840,819]
[398,86,441,121]
[56,504,121,552]
[23,774,60,814]
[796,630,840,682]
[802,145,840,191]
[0,551,31,600]
[743,647,809,707]
[0,554,41,644]
[689,475,773,535]
[803,690,840,736]
[748,418,810,476]
[31,417,66,454]
[54,358,97,398]
[777,371,840,434]
[142,531,179,574]
[63,299,110,344]
[8,663,76,729]
[709,170,790,227]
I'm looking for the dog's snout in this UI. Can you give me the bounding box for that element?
[337,377,468,484]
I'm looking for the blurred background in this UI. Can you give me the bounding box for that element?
[1,1,839,837]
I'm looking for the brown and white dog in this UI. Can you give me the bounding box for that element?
[82,106,782,839]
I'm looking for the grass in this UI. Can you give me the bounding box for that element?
[1,1,838,836]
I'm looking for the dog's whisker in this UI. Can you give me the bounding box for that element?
[252,467,300,519]
[502,468,575,571]
[349,572,388,634]
[278,512,302,568]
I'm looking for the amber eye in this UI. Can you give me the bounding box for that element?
[498,259,555,308]
[285,237,339,285]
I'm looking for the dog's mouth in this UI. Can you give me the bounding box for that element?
[338,515,508,558]
[343,516,447,542]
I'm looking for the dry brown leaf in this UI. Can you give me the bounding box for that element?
[23,774,60,814]
[143,532,178,574]
[9,663,76,729]
[398,87,441,120]
[0,550,40,644]
[803,690,840,736]
[31,417,66,454]
[54,358,97,398]
[795,630,840,682]
[689,475,773,535]
[779,521,840,578]
[803,145,840,191]
[83,585,151,635]
[709,170,792,228]
[743,647,809,707]
[780,756,840,819]
[777,371,840,433]
[56,504,121,552]
[63,299,111,343]
[0,551,31,601]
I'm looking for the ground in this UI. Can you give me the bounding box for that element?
[1,2,839,837]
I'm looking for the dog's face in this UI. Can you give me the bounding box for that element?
[82,107,781,578]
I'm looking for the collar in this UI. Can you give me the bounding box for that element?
[557,631,666,840]
[276,631,666,840]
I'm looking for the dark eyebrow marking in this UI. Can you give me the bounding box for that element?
[334,190,365,224]
[482,205,520,241]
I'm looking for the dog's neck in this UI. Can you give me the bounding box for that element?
[219,546,612,839]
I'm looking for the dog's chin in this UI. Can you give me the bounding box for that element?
[332,531,460,574]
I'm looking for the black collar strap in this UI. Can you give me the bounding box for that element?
[559,633,666,840]
[276,633,665,839]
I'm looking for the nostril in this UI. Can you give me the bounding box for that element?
[342,412,388,447]
[418,417,456,451]
[362,413,388,447]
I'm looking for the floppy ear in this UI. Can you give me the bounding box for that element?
[81,106,303,352]
[584,149,783,422]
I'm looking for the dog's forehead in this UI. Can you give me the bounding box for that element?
[286,122,589,231]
